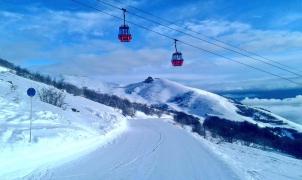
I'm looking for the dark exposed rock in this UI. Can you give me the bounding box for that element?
[144,76,154,83]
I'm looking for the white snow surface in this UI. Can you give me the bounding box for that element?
[26,118,302,180]
[197,135,302,180]
[0,68,127,179]
[27,118,241,180]
[0,66,9,72]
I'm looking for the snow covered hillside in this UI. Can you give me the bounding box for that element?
[0,66,127,179]
[122,77,302,132]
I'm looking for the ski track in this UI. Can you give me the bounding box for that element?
[28,118,240,180]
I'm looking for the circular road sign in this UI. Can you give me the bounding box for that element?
[27,88,36,97]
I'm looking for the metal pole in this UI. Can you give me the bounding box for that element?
[29,97,32,143]
[122,8,126,26]
[174,39,178,52]
[124,11,125,26]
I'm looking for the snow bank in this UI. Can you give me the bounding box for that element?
[179,127,302,180]
[0,66,9,72]
[0,68,127,179]
[202,139,302,180]
[0,118,127,179]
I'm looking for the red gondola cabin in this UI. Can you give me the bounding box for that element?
[171,39,184,66]
[118,25,132,42]
[171,52,184,66]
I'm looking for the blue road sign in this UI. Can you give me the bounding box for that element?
[27,88,36,97]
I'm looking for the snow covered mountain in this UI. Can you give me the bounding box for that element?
[0,66,127,179]
[123,77,302,132]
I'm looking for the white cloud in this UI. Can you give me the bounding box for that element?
[242,96,302,125]
[242,95,302,106]
[186,20,251,37]
[24,10,113,40]
[183,19,302,54]
[275,13,302,26]
[0,11,23,19]
[0,7,117,43]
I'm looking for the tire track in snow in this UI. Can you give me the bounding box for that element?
[40,118,240,180]
[111,125,163,171]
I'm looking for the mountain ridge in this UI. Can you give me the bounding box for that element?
[122,76,302,132]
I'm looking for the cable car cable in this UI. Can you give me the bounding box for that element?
[96,0,302,77]
[99,0,302,75]
[70,0,302,87]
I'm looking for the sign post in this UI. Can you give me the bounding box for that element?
[27,88,36,143]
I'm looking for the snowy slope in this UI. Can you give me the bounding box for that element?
[122,77,302,132]
[27,118,302,180]
[0,66,127,179]
[27,118,241,180]
[194,133,302,180]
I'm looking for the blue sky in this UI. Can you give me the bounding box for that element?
[0,0,302,91]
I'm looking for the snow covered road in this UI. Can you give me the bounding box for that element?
[32,118,240,180]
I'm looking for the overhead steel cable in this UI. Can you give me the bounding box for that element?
[95,0,302,78]
[100,0,302,75]
[70,0,302,87]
